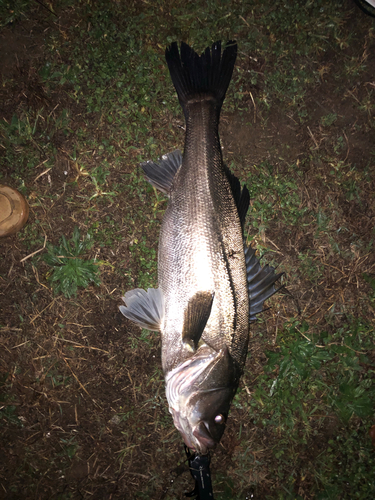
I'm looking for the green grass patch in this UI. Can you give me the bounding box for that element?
[232,319,375,498]
[43,227,101,297]
[245,161,310,234]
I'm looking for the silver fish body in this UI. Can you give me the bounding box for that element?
[159,100,249,373]
[120,41,282,454]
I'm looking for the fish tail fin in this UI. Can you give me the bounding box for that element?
[165,40,237,114]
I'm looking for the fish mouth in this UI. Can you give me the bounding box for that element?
[181,421,217,454]
[170,408,216,453]
[193,421,217,451]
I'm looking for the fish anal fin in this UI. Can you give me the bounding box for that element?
[182,291,214,350]
[141,150,182,195]
[120,288,164,331]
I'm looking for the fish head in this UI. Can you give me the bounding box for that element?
[166,346,239,454]
[185,385,235,451]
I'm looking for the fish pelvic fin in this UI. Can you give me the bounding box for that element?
[165,40,237,116]
[141,150,182,195]
[182,291,214,350]
[245,245,284,321]
[119,288,164,331]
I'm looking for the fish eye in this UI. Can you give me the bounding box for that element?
[214,414,225,424]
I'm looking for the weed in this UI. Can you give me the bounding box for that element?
[58,436,79,461]
[363,273,375,307]
[245,161,310,234]
[43,227,101,298]
[298,251,324,283]
[0,375,22,427]
[0,114,46,180]
[129,328,157,350]
[321,113,337,127]
[46,373,72,389]
[316,428,375,499]
[128,235,158,289]
[0,0,31,27]
[90,217,123,248]
[240,318,375,496]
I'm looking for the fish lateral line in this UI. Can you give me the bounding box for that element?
[118,245,283,332]
[141,149,250,237]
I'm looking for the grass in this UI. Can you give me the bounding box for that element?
[228,319,375,499]
[43,227,101,298]
[0,0,374,498]
[244,160,310,235]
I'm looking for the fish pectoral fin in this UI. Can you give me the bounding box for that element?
[245,245,284,321]
[141,150,182,195]
[182,291,214,350]
[119,288,164,331]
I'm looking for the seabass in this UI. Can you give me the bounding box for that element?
[120,41,282,454]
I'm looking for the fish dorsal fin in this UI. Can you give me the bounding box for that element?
[245,245,284,321]
[224,165,250,229]
[182,291,214,350]
[141,150,182,195]
[119,288,164,331]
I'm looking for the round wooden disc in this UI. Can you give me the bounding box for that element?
[0,185,29,237]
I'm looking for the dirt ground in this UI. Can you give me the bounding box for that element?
[0,2,374,500]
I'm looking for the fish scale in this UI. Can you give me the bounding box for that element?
[159,99,248,375]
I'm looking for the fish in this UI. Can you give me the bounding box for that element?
[120,41,282,455]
